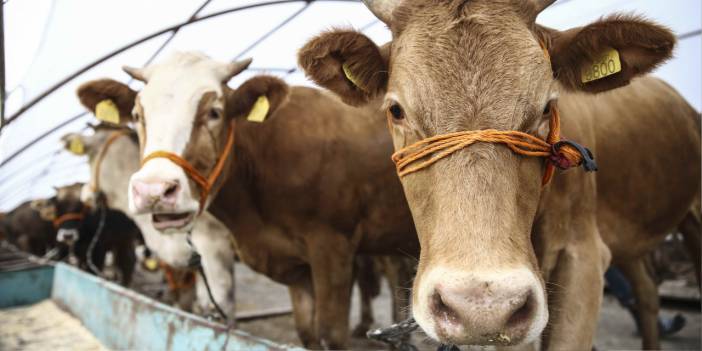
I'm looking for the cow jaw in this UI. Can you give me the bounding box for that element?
[152,212,195,231]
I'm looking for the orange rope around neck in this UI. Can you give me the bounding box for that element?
[91,130,130,193]
[140,121,236,213]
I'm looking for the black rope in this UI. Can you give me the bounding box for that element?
[366,317,419,351]
[85,201,107,277]
[186,233,234,351]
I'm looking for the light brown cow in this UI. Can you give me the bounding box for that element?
[297,1,700,349]
[76,52,418,349]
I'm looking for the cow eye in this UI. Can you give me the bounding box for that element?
[209,108,221,120]
[387,103,404,121]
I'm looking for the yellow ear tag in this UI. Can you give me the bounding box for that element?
[95,99,121,124]
[144,258,159,271]
[68,137,85,155]
[246,96,270,123]
[342,63,361,87]
[581,47,622,83]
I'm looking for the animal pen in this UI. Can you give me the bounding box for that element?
[0,1,700,350]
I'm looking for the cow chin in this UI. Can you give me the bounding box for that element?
[412,266,548,346]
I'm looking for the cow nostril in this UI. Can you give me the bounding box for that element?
[506,290,534,329]
[431,290,459,324]
[163,183,179,198]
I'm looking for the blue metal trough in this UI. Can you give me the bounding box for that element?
[0,256,301,351]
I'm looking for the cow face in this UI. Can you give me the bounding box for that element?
[299,0,674,345]
[76,52,255,232]
[50,183,87,244]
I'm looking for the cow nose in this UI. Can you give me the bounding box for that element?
[57,229,79,243]
[131,179,180,211]
[429,274,539,345]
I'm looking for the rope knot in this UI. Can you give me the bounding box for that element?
[549,140,598,171]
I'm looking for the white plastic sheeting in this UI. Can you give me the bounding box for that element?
[0,0,699,211]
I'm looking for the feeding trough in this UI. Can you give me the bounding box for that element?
[0,247,300,351]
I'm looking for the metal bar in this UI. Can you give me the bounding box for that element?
[678,29,701,41]
[0,1,6,133]
[138,0,214,70]
[0,111,87,168]
[1,0,358,129]
[232,1,312,61]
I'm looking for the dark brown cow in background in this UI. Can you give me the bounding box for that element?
[76,52,418,349]
[297,0,700,349]
[0,200,57,256]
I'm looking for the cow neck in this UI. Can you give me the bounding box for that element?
[90,130,132,194]
[210,121,265,233]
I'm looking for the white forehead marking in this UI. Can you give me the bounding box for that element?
[139,51,229,156]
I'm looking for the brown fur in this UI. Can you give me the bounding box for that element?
[209,81,419,348]
[227,75,290,119]
[298,1,698,348]
[76,79,137,122]
[298,30,388,106]
[540,14,675,93]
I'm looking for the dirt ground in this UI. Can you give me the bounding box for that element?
[228,263,701,351]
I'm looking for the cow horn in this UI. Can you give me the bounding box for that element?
[223,58,253,82]
[123,66,148,82]
[362,0,401,24]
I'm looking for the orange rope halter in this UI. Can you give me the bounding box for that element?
[140,121,236,213]
[53,206,91,229]
[160,261,197,291]
[391,40,597,185]
[91,130,130,193]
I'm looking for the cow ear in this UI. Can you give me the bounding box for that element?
[542,14,675,93]
[76,79,137,124]
[227,75,290,122]
[60,133,92,155]
[298,29,388,106]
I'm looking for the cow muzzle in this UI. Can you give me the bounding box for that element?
[414,267,547,346]
[129,160,199,231]
[57,228,80,244]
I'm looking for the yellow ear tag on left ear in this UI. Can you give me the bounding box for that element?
[95,99,121,124]
[246,96,270,123]
[581,47,622,83]
[68,137,85,155]
[144,258,159,271]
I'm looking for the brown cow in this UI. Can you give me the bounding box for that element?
[76,52,418,349]
[0,200,57,256]
[297,1,700,349]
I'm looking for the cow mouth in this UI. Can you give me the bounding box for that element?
[152,212,194,230]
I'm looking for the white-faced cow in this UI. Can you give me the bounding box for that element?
[60,124,237,318]
[76,52,418,349]
[297,0,700,349]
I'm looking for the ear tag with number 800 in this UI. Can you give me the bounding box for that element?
[95,99,121,124]
[581,47,622,83]
[246,96,270,123]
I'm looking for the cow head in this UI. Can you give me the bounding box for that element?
[299,0,674,345]
[76,53,291,233]
[42,183,88,244]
